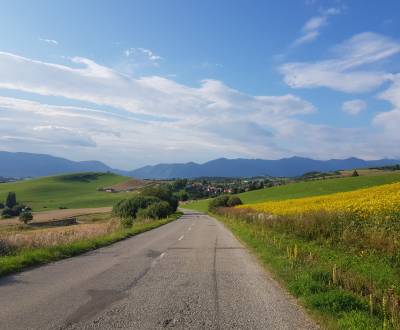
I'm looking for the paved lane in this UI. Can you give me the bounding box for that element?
[0,211,316,329]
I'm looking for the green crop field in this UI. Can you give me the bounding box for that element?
[185,171,400,212]
[0,172,136,211]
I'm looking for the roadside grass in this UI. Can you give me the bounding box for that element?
[215,208,400,329]
[0,212,182,277]
[185,172,400,212]
[0,172,136,211]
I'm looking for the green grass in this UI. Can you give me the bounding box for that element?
[0,172,136,211]
[217,213,396,329]
[186,172,400,212]
[0,212,182,277]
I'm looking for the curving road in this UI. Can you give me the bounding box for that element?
[0,210,317,329]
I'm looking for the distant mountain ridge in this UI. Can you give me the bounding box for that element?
[129,157,400,179]
[0,151,398,179]
[0,151,116,178]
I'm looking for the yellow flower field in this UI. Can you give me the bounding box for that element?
[238,182,400,220]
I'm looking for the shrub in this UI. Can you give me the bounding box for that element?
[1,208,14,218]
[6,192,17,208]
[208,195,230,211]
[226,196,243,207]
[1,204,28,218]
[208,195,243,211]
[12,204,25,216]
[0,202,4,209]
[112,196,160,220]
[141,185,178,211]
[19,211,33,224]
[137,201,172,220]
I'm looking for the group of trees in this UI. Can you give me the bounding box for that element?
[112,185,178,227]
[0,192,33,223]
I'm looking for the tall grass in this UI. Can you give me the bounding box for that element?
[217,207,400,329]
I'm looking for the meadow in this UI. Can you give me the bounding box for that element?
[185,171,400,212]
[0,172,137,211]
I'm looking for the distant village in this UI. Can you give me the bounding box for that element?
[182,177,286,200]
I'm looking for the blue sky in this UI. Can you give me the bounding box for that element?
[0,0,399,169]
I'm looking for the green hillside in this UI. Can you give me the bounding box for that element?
[0,172,135,211]
[185,172,400,212]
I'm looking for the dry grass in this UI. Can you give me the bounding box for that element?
[0,219,119,253]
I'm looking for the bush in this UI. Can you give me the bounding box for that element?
[137,201,172,220]
[112,196,160,220]
[226,196,243,207]
[1,204,27,218]
[6,192,17,208]
[208,195,243,211]
[0,202,4,209]
[141,185,178,211]
[1,208,14,218]
[19,211,33,224]
[12,204,25,216]
[208,195,230,211]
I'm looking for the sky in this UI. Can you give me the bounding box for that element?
[0,0,399,169]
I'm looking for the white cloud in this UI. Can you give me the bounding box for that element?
[0,51,399,167]
[282,32,400,93]
[342,99,367,115]
[293,7,340,46]
[39,38,58,45]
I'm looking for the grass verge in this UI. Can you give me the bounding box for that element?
[214,211,399,329]
[0,212,182,277]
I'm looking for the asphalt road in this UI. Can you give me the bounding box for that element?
[0,210,317,329]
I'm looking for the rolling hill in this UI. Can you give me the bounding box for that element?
[0,172,135,211]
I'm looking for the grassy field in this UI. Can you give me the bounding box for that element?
[0,172,137,211]
[185,172,400,212]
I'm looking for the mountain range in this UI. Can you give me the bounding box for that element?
[0,151,399,179]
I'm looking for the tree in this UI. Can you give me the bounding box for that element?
[6,192,17,209]
[352,169,359,177]
[19,211,33,224]
[141,185,178,211]
[112,196,160,220]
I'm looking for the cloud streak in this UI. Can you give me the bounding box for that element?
[293,7,341,47]
[282,32,400,93]
[39,38,58,45]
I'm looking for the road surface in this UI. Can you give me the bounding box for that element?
[0,210,317,329]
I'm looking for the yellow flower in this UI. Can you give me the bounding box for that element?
[238,182,400,220]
